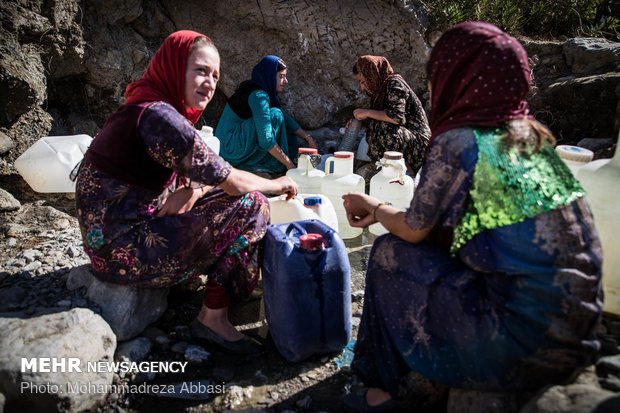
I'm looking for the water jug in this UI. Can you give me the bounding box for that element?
[268,194,338,231]
[14,134,92,193]
[339,119,362,152]
[286,148,325,194]
[321,151,365,239]
[577,143,620,315]
[196,126,220,155]
[556,145,593,178]
[356,135,371,161]
[369,152,415,236]
[262,219,352,361]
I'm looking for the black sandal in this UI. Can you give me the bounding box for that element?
[190,319,263,355]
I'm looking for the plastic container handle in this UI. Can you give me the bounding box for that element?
[324,157,335,176]
[285,221,309,239]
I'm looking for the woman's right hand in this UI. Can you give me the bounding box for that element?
[342,192,379,228]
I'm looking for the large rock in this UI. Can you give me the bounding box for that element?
[563,38,620,75]
[529,73,620,143]
[519,384,617,413]
[162,0,431,129]
[0,308,116,413]
[66,264,169,341]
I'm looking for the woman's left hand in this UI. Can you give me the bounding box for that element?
[155,186,203,217]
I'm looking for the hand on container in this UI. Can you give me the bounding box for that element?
[353,108,370,120]
[342,192,379,228]
[274,176,298,200]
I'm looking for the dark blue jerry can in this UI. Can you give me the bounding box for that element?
[262,219,352,362]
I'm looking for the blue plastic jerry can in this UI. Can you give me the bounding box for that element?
[262,219,352,362]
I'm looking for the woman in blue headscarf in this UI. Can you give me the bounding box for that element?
[216,55,317,175]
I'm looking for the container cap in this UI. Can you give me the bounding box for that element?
[298,148,318,154]
[383,151,403,160]
[200,126,213,134]
[299,233,324,250]
[334,151,354,158]
[556,145,593,163]
[303,196,322,206]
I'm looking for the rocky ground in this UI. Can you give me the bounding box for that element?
[1,172,620,413]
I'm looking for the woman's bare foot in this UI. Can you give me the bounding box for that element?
[366,387,392,406]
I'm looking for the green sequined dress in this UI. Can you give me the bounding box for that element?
[351,127,603,399]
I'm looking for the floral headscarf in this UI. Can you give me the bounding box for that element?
[428,22,533,141]
[124,30,211,124]
[355,55,403,109]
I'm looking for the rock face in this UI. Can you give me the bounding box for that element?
[66,264,169,341]
[1,0,616,175]
[0,308,116,412]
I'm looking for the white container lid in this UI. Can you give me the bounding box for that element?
[556,145,593,164]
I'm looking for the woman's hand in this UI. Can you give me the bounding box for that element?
[353,108,370,121]
[304,135,318,149]
[342,192,380,228]
[272,176,298,200]
[156,186,203,217]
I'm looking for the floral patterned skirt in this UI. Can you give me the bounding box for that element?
[75,162,269,302]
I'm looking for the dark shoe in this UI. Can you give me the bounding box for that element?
[190,320,263,355]
[342,388,400,413]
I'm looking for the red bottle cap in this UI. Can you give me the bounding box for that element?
[298,148,318,154]
[334,151,354,158]
[299,233,324,250]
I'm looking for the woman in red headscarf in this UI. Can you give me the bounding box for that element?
[351,55,431,176]
[75,31,297,355]
[341,23,602,412]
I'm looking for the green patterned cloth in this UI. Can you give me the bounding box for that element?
[451,128,585,254]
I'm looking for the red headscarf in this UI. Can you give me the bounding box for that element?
[428,22,533,141]
[355,55,404,110]
[124,30,210,124]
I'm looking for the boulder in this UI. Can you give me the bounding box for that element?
[0,308,116,413]
[519,383,617,413]
[563,38,620,75]
[0,189,20,212]
[66,264,169,341]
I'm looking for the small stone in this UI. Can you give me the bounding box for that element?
[296,395,312,409]
[55,299,72,307]
[185,345,211,362]
[171,341,189,353]
[598,355,620,372]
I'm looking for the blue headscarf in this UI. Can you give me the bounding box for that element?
[251,55,282,108]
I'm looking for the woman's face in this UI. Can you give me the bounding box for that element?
[276,69,288,93]
[184,45,220,111]
[355,73,370,95]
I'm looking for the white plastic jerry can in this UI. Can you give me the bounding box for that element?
[577,142,620,316]
[321,151,365,239]
[14,134,93,193]
[286,148,325,194]
[369,151,415,236]
[196,126,220,155]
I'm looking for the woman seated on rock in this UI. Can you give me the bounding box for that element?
[350,55,431,176]
[341,22,603,412]
[74,31,297,355]
[216,55,317,176]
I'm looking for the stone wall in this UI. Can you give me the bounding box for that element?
[0,0,618,174]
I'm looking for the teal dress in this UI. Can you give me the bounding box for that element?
[216,90,301,174]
